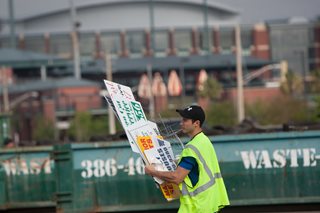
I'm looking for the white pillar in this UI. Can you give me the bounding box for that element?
[235,25,245,123]
[105,53,116,134]
[41,65,47,81]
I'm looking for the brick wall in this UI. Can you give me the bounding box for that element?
[251,23,270,60]
[224,87,283,104]
[57,87,101,110]
[314,25,320,69]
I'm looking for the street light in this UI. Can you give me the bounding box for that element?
[243,63,283,85]
[9,91,39,110]
[8,0,16,48]
[203,0,210,53]
[0,90,38,146]
[69,0,81,79]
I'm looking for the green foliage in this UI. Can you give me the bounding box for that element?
[90,115,109,138]
[68,113,124,142]
[89,115,123,137]
[197,77,223,100]
[314,96,320,122]
[33,116,55,144]
[158,108,180,118]
[206,101,237,127]
[157,96,195,118]
[309,69,320,93]
[68,112,92,142]
[280,70,303,96]
[147,96,317,129]
[246,96,314,125]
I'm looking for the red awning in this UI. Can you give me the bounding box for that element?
[152,72,167,97]
[167,70,182,96]
[197,69,208,91]
[137,73,152,99]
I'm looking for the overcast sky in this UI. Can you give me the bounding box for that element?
[0,0,319,24]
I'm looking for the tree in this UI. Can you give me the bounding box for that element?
[206,101,237,127]
[246,96,312,125]
[309,68,320,93]
[197,76,223,100]
[280,70,303,96]
[33,116,55,144]
[315,96,320,122]
[68,112,92,142]
[197,76,223,110]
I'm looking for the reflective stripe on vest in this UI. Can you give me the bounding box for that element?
[181,144,222,197]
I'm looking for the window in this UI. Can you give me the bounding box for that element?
[154,30,167,56]
[199,27,212,53]
[50,33,72,58]
[241,26,252,55]
[100,32,120,56]
[127,31,144,57]
[24,34,45,53]
[219,27,233,54]
[0,36,16,48]
[79,32,96,58]
[175,29,192,55]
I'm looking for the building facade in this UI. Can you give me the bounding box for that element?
[0,0,320,143]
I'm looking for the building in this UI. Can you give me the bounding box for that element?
[0,0,320,143]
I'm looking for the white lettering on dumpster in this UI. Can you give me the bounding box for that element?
[80,157,144,178]
[1,158,52,176]
[238,148,319,169]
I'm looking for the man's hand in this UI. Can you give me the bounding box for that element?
[144,164,190,185]
[145,164,156,176]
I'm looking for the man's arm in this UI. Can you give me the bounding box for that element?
[145,165,190,185]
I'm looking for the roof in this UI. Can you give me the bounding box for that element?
[0,0,239,22]
[1,77,99,94]
[78,54,272,74]
[1,0,319,24]
[0,48,68,68]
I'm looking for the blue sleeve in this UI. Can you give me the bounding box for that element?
[178,157,199,187]
[178,157,197,170]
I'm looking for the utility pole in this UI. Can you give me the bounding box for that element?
[203,0,210,53]
[147,64,155,120]
[299,51,308,99]
[69,0,81,79]
[148,0,155,54]
[235,25,245,123]
[179,59,186,103]
[105,53,116,134]
[1,67,10,113]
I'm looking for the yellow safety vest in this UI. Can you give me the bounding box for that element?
[178,132,229,213]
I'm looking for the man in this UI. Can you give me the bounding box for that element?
[145,105,229,212]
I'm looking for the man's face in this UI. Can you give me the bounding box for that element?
[180,117,195,134]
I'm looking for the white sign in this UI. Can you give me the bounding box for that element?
[104,80,148,153]
[103,79,180,201]
[2,158,52,176]
[104,80,135,101]
[238,148,320,169]
[80,157,144,178]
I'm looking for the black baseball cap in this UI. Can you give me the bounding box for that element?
[176,105,205,126]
